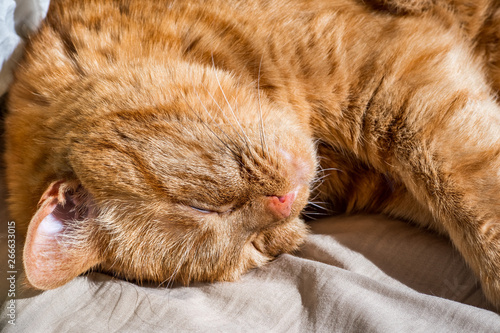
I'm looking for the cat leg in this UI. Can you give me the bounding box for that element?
[363,0,495,45]
[392,108,500,308]
[322,15,500,306]
[374,56,500,309]
[476,5,500,96]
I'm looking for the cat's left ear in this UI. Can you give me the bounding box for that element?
[23,180,102,290]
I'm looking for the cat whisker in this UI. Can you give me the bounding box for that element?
[301,212,318,220]
[310,178,327,194]
[164,249,184,288]
[257,54,269,158]
[310,167,343,189]
[311,173,331,185]
[313,138,322,146]
[231,80,256,160]
[308,200,328,204]
[308,191,324,203]
[192,87,241,148]
[318,167,344,173]
[159,242,188,289]
[211,53,253,147]
[200,82,249,149]
[180,91,244,165]
[159,266,178,289]
[307,201,328,211]
[197,82,254,159]
[176,238,197,287]
[166,265,181,289]
[169,65,243,163]
[301,211,330,216]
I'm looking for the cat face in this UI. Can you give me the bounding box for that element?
[22,74,317,288]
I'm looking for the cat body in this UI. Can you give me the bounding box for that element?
[4,0,500,308]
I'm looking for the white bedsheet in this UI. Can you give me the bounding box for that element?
[0,0,49,96]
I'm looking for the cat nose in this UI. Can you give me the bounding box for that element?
[267,191,297,219]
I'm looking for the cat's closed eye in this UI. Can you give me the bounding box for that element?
[190,206,216,214]
[189,205,233,215]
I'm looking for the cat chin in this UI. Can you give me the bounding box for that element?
[178,217,310,284]
[92,215,309,287]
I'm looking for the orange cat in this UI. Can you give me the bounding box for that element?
[5,0,500,309]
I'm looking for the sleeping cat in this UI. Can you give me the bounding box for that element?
[4,0,500,309]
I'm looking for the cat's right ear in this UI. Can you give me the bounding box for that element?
[23,181,102,290]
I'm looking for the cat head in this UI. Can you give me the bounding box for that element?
[22,68,317,289]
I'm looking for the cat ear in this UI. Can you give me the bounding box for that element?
[23,180,101,290]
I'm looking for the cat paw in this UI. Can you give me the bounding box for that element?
[481,277,500,311]
[476,225,500,311]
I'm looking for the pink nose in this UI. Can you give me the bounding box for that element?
[267,191,297,219]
